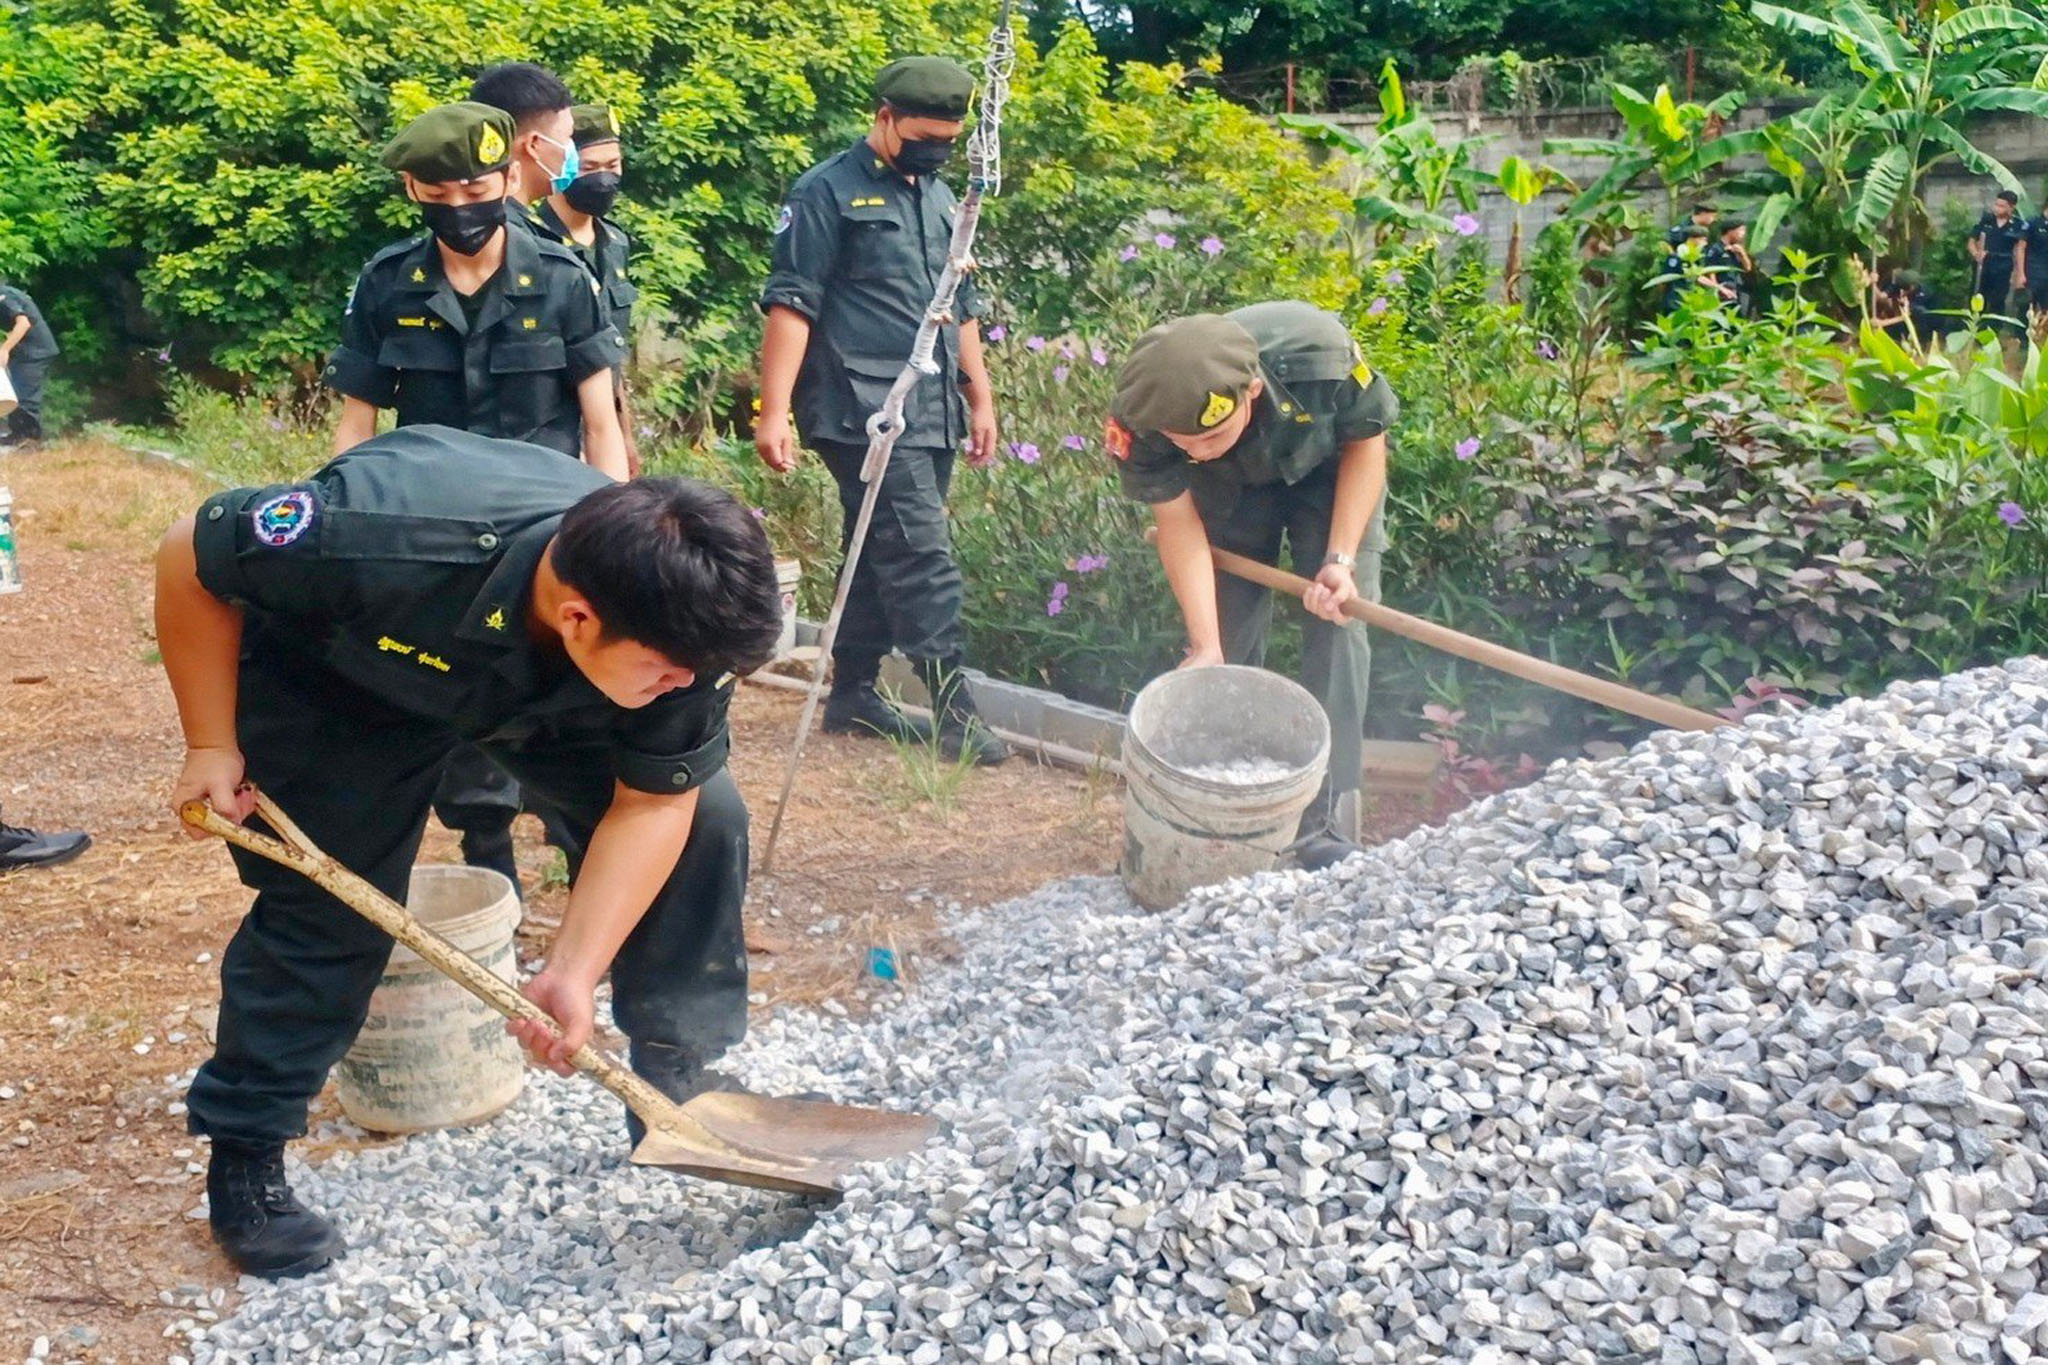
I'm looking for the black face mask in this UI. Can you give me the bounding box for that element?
[564,170,623,218]
[891,136,956,177]
[419,198,504,256]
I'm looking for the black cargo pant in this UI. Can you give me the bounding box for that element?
[5,355,50,442]
[430,744,523,879]
[1203,463,1385,843]
[813,440,965,672]
[185,648,749,1141]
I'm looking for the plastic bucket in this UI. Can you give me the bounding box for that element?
[1120,665,1330,910]
[774,557,802,661]
[335,865,525,1133]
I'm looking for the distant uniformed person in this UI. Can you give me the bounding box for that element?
[535,103,642,475]
[324,102,629,893]
[0,280,59,447]
[1969,189,2029,352]
[469,62,582,237]
[755,56,1008,765]
[1661,225,1715,315]
[2024,197,2048,317]
[1665,202,1718,248]
[155,425,783,1277]
[1110,302,1397,871]
[1702,219,1754,315]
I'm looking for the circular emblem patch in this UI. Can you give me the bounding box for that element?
[252,491,316,547]
[773,203,795,235]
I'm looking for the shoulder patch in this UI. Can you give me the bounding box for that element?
[774,204,794,235]
[1352,361,1374,388]
[1104,417,1132,462]
[251,491,316,548]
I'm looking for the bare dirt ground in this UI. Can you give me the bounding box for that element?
[0,440,1434,1362]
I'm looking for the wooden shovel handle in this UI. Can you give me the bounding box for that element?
[179,794,749,1159]
[1145,529,1725,732]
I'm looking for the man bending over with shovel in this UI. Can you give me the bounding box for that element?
[1109,302,1397,871]
[154,424,783,1277]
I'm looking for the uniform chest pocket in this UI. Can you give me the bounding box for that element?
[842,207,913,279]
[606,277,640,310]
[377,332,461,372]
[489,337,568,374]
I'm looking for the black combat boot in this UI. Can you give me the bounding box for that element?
[206,1136,345,1279]
[0,813,91,870]
[822,653,931,744]
[914,659,1010,767]
[624,1039,727,1146]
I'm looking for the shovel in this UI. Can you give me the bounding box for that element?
[1147,528,1725,732]
[181,791,936,1197]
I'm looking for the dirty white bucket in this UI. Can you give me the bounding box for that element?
[336,865,524,1133]
[1120,665,1330,910]
[774,557,802,661]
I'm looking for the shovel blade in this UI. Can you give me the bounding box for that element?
[630,1093,938,1197]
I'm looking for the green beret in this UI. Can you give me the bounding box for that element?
[1114,314,1262,436]
[381,102,515,183]
[876,56,975,120]
[571,103,622,149]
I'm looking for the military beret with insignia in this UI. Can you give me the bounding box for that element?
[1112,313,1262,436]
[571,103,622,149]
[381,102,515,183]
[876,56,975,120]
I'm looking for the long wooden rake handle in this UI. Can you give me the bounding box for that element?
[1147,529,1725,732]
[179,792,789,1169]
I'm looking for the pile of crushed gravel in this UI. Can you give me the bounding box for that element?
[185,660,2048,1364]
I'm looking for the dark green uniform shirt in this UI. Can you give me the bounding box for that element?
[1971,213,2027,295]
[533,199,638,348]
[191,424,732,795]
[1116,302,1397,520]
[0,285,60,361]
[323,224,623,459]
[760,139,986,452]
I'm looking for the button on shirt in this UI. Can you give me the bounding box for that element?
[191,424,732,795]
[322,225,624,459]
[760,139,986,451]
[1117,302,1399,516]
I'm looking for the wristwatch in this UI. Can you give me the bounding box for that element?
[1322,551,1356,569]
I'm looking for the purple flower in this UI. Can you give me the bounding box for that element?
[1999,501,2026,526]
[1386,269,1405,286]
[987,324,1007,341]
[637,423,654,438]
[750,507,767,520]
[1009,441,1041,464]
[1025,336,1047,352]
[1061,434,1087,451]
[1454,437,1481,461]
[155,347,171,364]
[1118,244,1140,262]
[1452,213,1481,237]
[1074,554,1109,574]
[266,417,285,432]
[1091,344,1109,367]
[1366,297,1389,317]
[1046,581,1070,617]
[1059,340,1077,359]
[1052,364,1070,383]
[1536,338,1560,360]
[1199,235,1224,257]
[1154,232,1177,249]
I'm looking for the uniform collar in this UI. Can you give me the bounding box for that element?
[853,137,904,184]
[456,518,561,647]
[533,198,577,246]
[389,222,544,334]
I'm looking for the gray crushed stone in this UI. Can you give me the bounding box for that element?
[184,660,2048,1364]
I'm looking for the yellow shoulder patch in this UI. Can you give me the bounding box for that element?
[1198,391,1237,429]
[1352,360,1375,388]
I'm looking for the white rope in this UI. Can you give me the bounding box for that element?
[761,3,1018,875]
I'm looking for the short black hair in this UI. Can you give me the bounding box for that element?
[551,478,783,678]
[1998,189,2020,205]
[1692,203,1717,216]
[469,63,573,130]
[1719,219,1746,235]
[1684,224,1710,240]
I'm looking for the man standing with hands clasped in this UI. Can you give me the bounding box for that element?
[1109,302,1398,871]
[754,56,1008,766]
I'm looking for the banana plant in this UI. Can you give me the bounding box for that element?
[1543,82,1746,226]
[1282,59,1492,243]
[1495,153,1569,301]
[1741,0,2048,258]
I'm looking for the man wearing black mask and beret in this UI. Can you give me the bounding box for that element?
[754,56,1009,766]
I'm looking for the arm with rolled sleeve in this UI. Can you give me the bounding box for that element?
[324,270,397,408]
[755,179,843,471]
